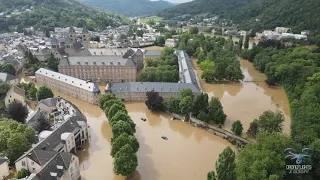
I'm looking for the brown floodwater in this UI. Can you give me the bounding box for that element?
[192,58,291,134]
[19,76,233,180]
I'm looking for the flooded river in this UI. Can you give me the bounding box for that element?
[20,76,233,180]
[192,59,291,134]
[18,54,291,179]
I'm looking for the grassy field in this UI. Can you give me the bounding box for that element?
[140,16,163,23]
[143,46,164,51]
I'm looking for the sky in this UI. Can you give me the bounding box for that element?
[168,0,193,3]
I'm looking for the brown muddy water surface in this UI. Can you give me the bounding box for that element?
[192,59,291,134]
[20,76,232,180]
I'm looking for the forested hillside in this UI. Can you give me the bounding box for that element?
[158,0,253,19]
[231,0,320,33]
[79,0,174,16]
[158,0,320,34]
[0,0,128,32]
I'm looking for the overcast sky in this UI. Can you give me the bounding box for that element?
[167,0,193,3]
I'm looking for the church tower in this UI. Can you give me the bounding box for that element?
[68,26,76,42]
[81,26,90,48]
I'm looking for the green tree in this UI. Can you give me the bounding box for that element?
[236,133,296,180]
[244,35,249,49]
[216,147,236,180]
[103,99,124,115]
[257,110,284,133]
[189,26,199,34]
[28,86,37,100]
[156,36,165,45]
[231,120,243,135]
[199,60,215,70]
[36,86,54,101]
[0,63,16,75]
[113,144,138,177]
[179,96,193,121]
[47,53,59,72]
[109,111,135,131]
[98,93,117,109]
[33,113,51,133]
[239,35,244,49]
[207,171,217,180]
[197,51,206,63]
[197,110,210,122]
[111,133,139,157]
[0,80,10,95]
[145,91,164,111]
[164,97,181,114]
[310,139,320,178]
[208,97,227,124]
[191,93,209,117]
[108,104,127,119]
[247,119,258,138]
[180,88,193,99]
[178,42,186,50]
[7,101,28,123]
[15,169,30,179]
[112,121,135,141]
[7,133,30,163]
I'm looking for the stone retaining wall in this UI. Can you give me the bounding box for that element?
[168,112,251,147]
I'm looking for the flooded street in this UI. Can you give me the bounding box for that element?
[192,59,291,134]
[20,76,233,180]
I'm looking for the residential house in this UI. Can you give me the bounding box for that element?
[0,157,9,180]
[144,50,162,59]
[0,72,19,85]
[275,27,291,34]
[165,39,178,48]
[4,86,26,108]
[32,48,51,62]
[15,98,88,180]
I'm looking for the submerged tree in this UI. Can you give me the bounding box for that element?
[145,90,164,111]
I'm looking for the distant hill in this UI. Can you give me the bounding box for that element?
[79,0,174,16]
[230,0,320,33]
[158,0,320,33]
[0,0,128,32]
